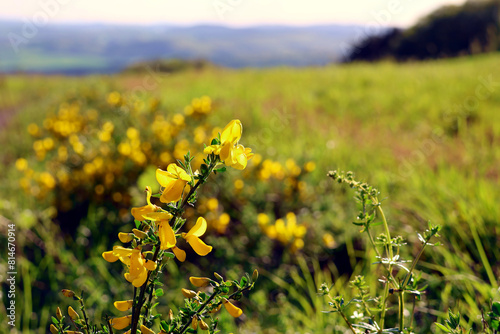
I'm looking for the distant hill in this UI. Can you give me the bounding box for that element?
[346,0,500,62]
[0,22,361,74]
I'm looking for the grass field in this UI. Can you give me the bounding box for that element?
[1,53,499,333]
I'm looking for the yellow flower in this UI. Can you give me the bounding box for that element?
[189,276,211,287]
[124,250,157,287]
[199,319,209,330]
[56,307,62,320]
[172,246,186,262]
[111,315,132,330]
[181,288,197,298]
[204,120,253,170]
[182,217,212,256]
[68,306,79,320]
[118,232,133,243]
[140,324,156,334]
[131,187,159,221]
[156,164,192,203]
[114,300,133,312]
[158,220,176,250]
[61,289,75,298]
[228,144,254,170]
[102,247,157,287]
[50,324,59,334]
[222,298,243,318]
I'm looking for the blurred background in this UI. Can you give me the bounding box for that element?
[1,0,500,333]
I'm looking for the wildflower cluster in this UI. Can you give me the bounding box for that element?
[51,119,257,334]
[16,92,214,216]
[257,212,307,253]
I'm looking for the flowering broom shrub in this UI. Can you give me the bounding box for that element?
[49,119,257,334]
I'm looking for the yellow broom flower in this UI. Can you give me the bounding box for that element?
[222,298,243,318]
[140,324,156,334]
[111,315,132,330]
[68,306,79,320]
[156,164,192,203]
[182,217,212,256]
[114,300,133,312]
[189,276,211,287]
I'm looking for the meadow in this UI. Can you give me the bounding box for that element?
[1,53,499,333]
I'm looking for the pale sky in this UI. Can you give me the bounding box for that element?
[0,0,467,27]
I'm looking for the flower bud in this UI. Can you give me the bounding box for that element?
[68,306,79,320]
[132,228,148,239]
[252,269,259,282]
[50,324,59,334]
[168,309,174,321]
[61,289,75,298]
[118,232,133,243]
[56,307,63,320]
[181,288,197,299]
[214,272,223,281]
[199,319,209,330]
[222,298,243,318]
[189,276,210,287]
[191,316,198,330]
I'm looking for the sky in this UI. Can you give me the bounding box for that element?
[0,0,467,27]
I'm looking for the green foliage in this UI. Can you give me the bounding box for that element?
[1,54,500,333]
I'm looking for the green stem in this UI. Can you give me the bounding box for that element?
[366,227,382,260]
[339,310,357,334]
[78,296,91,334]
[178,289,219,334]
[371,197,394,333]
[399,291,405,331]
[130,159,219,334]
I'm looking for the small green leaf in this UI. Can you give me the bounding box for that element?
[434,323,451,332]
[154,288,164,297]
[51,316,59,325]
[163,252,175,259]
[491,319,500,330]
[240,277,248,287]
[200,164,209,175]
[492,301,500,317]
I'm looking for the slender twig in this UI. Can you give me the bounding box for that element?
[179,285,252,334]
[178,289,219,334]
[79,294,91,334]
[105,317,114,334]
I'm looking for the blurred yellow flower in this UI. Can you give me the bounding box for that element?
[15,158,28,171]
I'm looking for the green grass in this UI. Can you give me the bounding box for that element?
[1,52,500,333]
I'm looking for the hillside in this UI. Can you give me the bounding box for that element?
[0,22,360,74]
[346,0,500,61]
